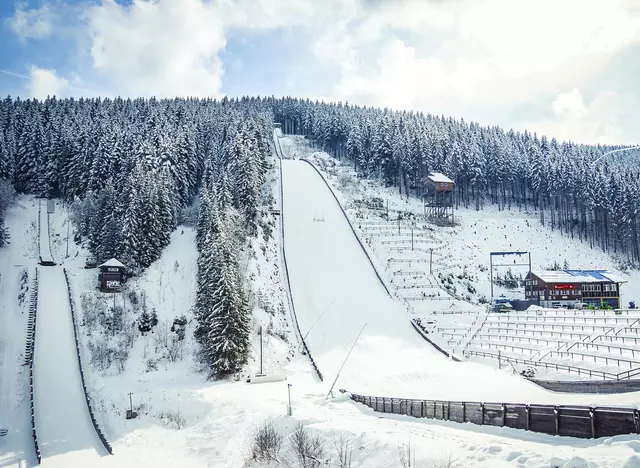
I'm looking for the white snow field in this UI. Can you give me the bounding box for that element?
[3,183,640,466]
[33,267,108,466]
[0,198,38,468]
[37,200,54,266]
[279,158,637,405]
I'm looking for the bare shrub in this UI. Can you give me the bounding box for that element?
[250,419,283,463]
[333,433,353,468]
[145,357,158,372]
[154,321,169,353]
[398,440,416,468]
[291,423,324,467]
[122,321,137,349]
[113,342,129,374]
[88,337,115,371]
[166,336,184,362]
[432,453,459,468]
[157,410,186,429]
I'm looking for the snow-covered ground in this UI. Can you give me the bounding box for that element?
[282,136,640,379]
[0,197,39,468]
[33,267,108,465]
[3,147,640,467]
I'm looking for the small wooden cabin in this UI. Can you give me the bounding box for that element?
[98,258,125,293]
[426,172,455,195]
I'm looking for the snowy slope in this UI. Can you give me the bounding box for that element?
[0,197,39,468]
[33,267,107,466]
[282,159,594,403]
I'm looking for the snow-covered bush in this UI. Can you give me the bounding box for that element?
[250,419,283,464]
[291,423,325,468]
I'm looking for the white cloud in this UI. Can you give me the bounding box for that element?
[552,89,588,120]
[28,66,69,99]
[11,0,640,144]
[521,89,637,145]
[310,0,640,141]
[86,0,227,98]
[8,4,53,39]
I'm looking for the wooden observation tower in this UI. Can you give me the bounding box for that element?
[423,172,455,225]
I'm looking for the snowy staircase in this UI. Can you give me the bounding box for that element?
[23,269,39,366]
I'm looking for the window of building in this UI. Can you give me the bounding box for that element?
[533,280,538,286]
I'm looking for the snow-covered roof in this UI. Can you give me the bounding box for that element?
[530,270,626,284]
[428,172,454,184]
[99,258,125,269]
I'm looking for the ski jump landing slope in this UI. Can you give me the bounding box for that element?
[33,267,107,466]
[281,159,559,402]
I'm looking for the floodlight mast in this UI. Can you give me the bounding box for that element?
[489,251,532,304]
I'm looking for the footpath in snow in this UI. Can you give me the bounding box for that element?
[33,267,107,466]
[38,200,54,266]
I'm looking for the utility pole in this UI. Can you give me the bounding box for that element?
[65,218,70,258]
[258,326,264,376]
[327,323,368,399]
[411,223,414,251]
[429,248,433,275]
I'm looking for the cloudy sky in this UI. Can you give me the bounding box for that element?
[1,0,639,145]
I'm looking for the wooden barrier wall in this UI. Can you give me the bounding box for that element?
[344,390,640,439]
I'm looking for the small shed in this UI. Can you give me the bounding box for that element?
[98,258,125,293]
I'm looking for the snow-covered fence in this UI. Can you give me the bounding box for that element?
[28,268,41,464]
[62,269,113,455]
[340,389,640,439]
[274,133,323,382]
[466,350,624,380]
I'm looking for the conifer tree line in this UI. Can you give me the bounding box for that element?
[0,96,272,270]
[272,98,640,264]
[0,95,271,376]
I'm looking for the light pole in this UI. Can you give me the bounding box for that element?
[287,383,292,416]
[326,323,368,399]
[257,326,264,376]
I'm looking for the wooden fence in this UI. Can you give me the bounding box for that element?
[342,390,640,439]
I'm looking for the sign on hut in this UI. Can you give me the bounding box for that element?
[98,258,125,293]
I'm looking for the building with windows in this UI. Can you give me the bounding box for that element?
[98,258,126,293]
[524,270,626,309]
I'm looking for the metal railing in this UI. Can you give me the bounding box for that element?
[28,269,41,464]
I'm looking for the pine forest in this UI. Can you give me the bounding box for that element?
[1,95,640,374]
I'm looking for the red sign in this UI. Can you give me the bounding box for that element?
[553,284,576,290]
